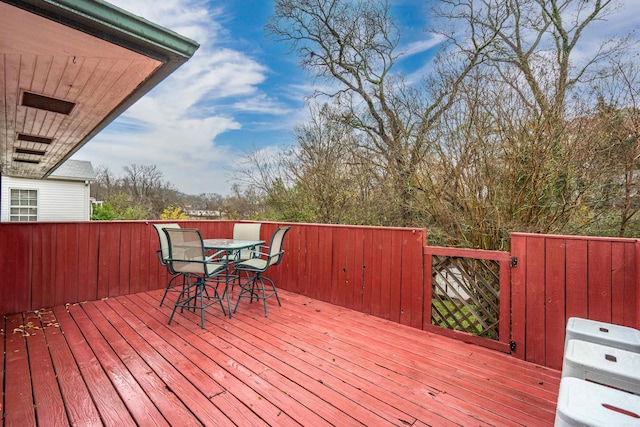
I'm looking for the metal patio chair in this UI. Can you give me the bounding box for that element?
[233,226,290,317]
[153,223,188,307]
[229,222,262,290]
[233,222,262,261]
[164,228,228,328]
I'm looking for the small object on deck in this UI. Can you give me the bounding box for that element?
[555,377,640,427]
[564,317,640,354]
[562,339,640,395]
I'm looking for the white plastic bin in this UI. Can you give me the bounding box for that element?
[555,377,640,426]
[562,339,640,395]
[565,317,640,354]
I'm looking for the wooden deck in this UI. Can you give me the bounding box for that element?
[2,288,560,426]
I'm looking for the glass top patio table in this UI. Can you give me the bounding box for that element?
[202,238,265,318]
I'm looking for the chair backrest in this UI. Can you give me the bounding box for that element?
[164,228,207,275]
[233,223,262,260]
[153,223,181,262]
[267,226,291,267]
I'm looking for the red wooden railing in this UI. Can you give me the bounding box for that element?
[0,221,427,327]
[0,221,638,369]
[256,222,427,329]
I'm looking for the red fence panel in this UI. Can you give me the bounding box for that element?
[510,233,639,369]
[1,221,428,322]
[565,239,588,321]
[402,230,425,329]
[613,241,636,326]
[78,223,100,303]
[0,225,32,314]
[31,224,55,310]
[271,223,426,324]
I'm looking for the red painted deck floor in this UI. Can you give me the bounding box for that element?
[2,288,560,426]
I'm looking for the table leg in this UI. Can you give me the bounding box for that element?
[225,254,233,318]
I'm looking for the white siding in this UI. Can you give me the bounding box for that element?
[1,176,90,222]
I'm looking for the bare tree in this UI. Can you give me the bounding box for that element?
[258,0,638,247]
[444,0,623,122]
[283,103,372,223]
[91,165,119,201]
[588,58,640,236]
[267,0,495,226]
[122,164,164,198]
[418,68,602,249]
[414,0,633,247]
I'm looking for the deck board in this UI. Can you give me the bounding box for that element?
[2,288,560,426]
[4,314,37,427]
[79,302,201,426]
[95,299,227,427]
[37,308,103,426]
[140,296,396,426]
[23,310,68,427]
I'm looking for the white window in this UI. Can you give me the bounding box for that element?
[10,189,38,221]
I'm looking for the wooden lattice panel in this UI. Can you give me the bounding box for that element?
[431,255,501,339]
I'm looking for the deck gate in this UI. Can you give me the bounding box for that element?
[423,246,512,353]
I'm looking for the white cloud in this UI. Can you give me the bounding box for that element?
[232,93,292,115]
[399,34,446,57]
[73,0,286,195]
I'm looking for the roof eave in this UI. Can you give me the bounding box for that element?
[3,0,200,60]
[2,0,200,177]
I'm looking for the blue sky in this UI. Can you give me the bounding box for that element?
[72,0,640,196]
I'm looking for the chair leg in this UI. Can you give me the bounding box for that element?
[199,283,206,329]
[160,273,187,307]
[206,283,227,317]
[169,277,226,328]
[233,275,253,314]
[258,276,281,317]
[234,272,281,317]
[264,276,282,306]
[168,281,192,325]
[159,275,174,306]
[258,277,268,317]
[250,278,258,304]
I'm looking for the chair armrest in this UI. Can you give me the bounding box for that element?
[156,249,167,266]
[248,247,262,258]
[206,250,226,261]
[252,248,270,259]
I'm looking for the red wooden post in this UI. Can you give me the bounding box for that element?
[388,230,403,323]
[565,239,588,321]
[498,257,511,348]
[510,234,527,360]
[0,225,32,315]
[423,248,433,331]
[377,229,392,320]
[316,225,334,302]
[525,236,546,366]
[545,237,566,370]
